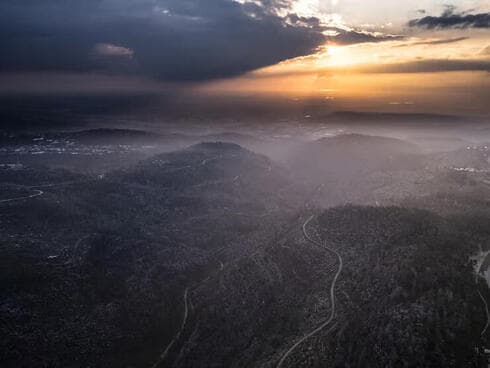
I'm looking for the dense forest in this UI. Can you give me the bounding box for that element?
[1,130,490,367]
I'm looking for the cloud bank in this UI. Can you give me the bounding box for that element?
[409,7,490,29]
[0,0,402,81]
[0,0,327,81]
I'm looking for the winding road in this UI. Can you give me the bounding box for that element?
[477,290,489,337]
[276,215,343,368]
[0,180,85,205]
[150,253,229,368]
[151,288,189,368]
[474,251,490,337]
[0,189,44,204]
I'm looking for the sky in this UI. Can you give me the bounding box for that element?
[0,0,489,115]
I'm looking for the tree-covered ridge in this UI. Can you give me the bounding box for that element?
[317,206,487,367]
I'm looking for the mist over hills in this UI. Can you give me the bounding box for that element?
[1,115,490,367]
[287,133,420,175]
[2,0,490,364]
[0,141,302,367]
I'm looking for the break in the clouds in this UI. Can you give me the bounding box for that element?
[409,6,490,29]
[0,0,400,81]
[325,28,402,45]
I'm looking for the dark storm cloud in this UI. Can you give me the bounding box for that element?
[408,7,490,29]
[0,0,328,81]
[0,0,405,81]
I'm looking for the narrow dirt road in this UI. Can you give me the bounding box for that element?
[473,250,490,337]
[0,180,86,205]
[151,288,189,368]
[276,215,343,368]
[477,290,489,336]
[0,189,44,204]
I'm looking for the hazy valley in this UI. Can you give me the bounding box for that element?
[2,96,490,367]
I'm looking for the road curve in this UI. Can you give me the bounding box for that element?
[276,215,343,368]
[0,180,86,205]
[0,189,44,204]
[473,250,490,337]
[478,290,490,336]
[151,288,189,368]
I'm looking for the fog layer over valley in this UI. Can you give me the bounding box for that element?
[2,95,490,367]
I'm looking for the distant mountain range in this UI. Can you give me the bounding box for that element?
[329,111,467,124]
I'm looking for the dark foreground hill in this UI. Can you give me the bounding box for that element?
[1,142,489,368]
[315,206,486,367]
[155,206,489,368]
[0,142,301,367]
